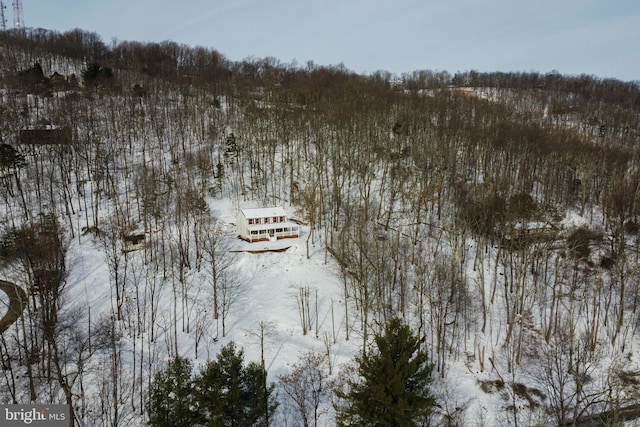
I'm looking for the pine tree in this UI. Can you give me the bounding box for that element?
[147,357,201,427]
[193,342,277,426]
[335,318,435,427]
[0,144,26,170]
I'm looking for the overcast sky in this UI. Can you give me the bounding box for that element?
[13,0,640,81]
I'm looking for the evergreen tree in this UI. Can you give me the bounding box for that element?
[147,357,201,427]
[224,133,238,158]
[193,342,277,426]
[81,62,113,89]
[0,144,26,170]
[335,318,435,427]
[81,62,113,80]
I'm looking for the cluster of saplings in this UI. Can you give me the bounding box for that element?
[147,318,434,427]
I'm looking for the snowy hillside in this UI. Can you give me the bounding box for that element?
[61,197,359,425]
[2,28,640,426]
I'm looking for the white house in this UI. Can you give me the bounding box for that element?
[237,207,300,243]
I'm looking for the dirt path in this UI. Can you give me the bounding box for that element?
[0,280,27,334]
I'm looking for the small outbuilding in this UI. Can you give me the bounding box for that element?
[122,232,146,252]
[237,207,299,243]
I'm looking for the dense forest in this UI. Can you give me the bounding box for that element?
[1,27,640,426]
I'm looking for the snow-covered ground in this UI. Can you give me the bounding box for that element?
[60,196,359,425]
[2,52,640,425]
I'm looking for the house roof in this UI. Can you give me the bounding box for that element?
[240,207,287,219]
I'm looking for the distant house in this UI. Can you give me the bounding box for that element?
[19,127,72,145]
[237,207,299,243]
[49,72,70,92]
[499,221,558,248]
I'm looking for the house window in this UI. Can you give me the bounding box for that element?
[276,228,283,233]
[251,230,258,235]
[279,216,285,223]
[248,218,254,225]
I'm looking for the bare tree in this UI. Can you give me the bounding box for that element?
[531,318,606,426]
[201,218,236,337]
[279,351,331,427]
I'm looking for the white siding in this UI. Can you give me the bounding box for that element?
[237,207,299,242]
[237,211,249,240]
